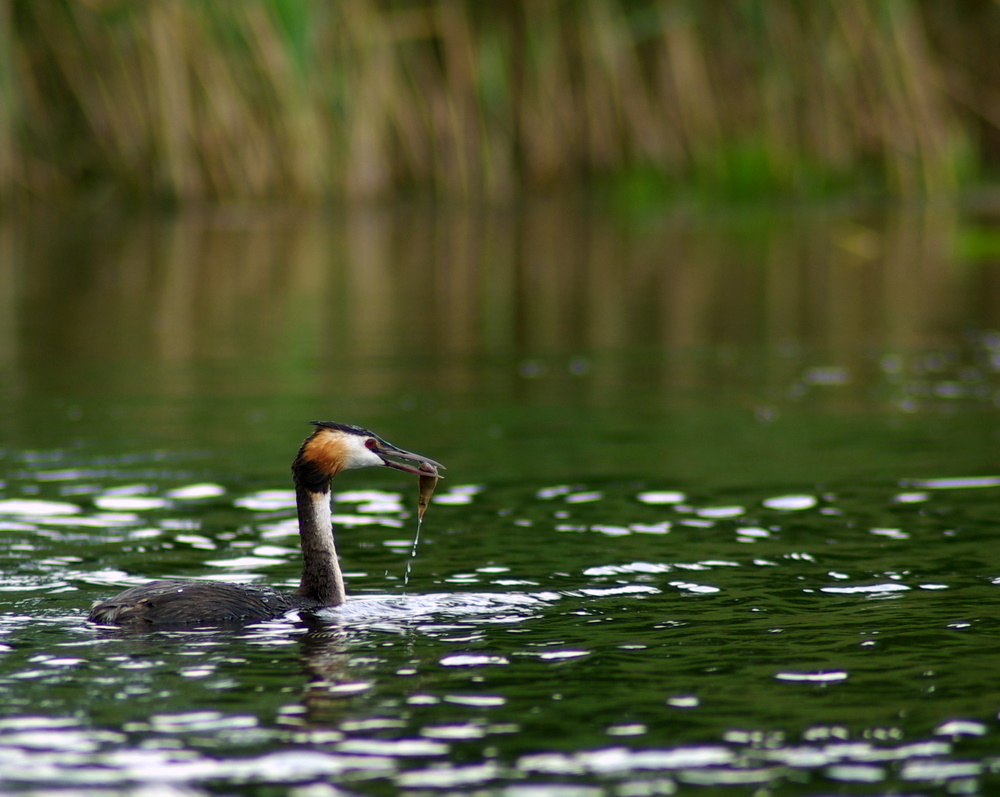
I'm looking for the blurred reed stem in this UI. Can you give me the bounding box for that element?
[0,0,13,197]
[4,0,998,204]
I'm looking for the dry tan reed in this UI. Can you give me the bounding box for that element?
[2,0,997,203]
[0,0,14,196]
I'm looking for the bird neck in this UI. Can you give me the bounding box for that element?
[294,485,346,606]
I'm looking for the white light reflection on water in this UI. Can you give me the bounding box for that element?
[774,671,849,683]
[0,742,397,788]
[818,583,910,595]
[204,556,288,570]
[910,476,1000,489]
[0,500,81,516]
[165,483,227,500]
[636,491,686,505]
[439,654,510,667]
[762,494,817,511]
[1,464,999,793]
[234,490,297,510]
[519,746,736,775]
[935,720,987,738]
[695,506,744,519]
[0,718,975,793]
[92,496,168,511]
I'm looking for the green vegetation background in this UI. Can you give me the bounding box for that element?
[2,0,999,204]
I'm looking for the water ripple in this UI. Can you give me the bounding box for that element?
[2,456,1000,794]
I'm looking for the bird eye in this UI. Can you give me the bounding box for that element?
[365,438,378,450]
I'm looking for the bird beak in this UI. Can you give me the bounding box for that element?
[374,441,444,476]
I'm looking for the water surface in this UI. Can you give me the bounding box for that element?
[0,201,998,794]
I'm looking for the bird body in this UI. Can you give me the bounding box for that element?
[86,580,319,626]
[87,422,442,628]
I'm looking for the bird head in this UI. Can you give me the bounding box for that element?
[293,421,444,492]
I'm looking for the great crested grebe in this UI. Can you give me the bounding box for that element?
[87,422,443,627]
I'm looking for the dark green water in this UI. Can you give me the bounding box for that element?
[0,201,999,794]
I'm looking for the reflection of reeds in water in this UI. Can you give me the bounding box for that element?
[4,202,993,382]
[4,1,997,202]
